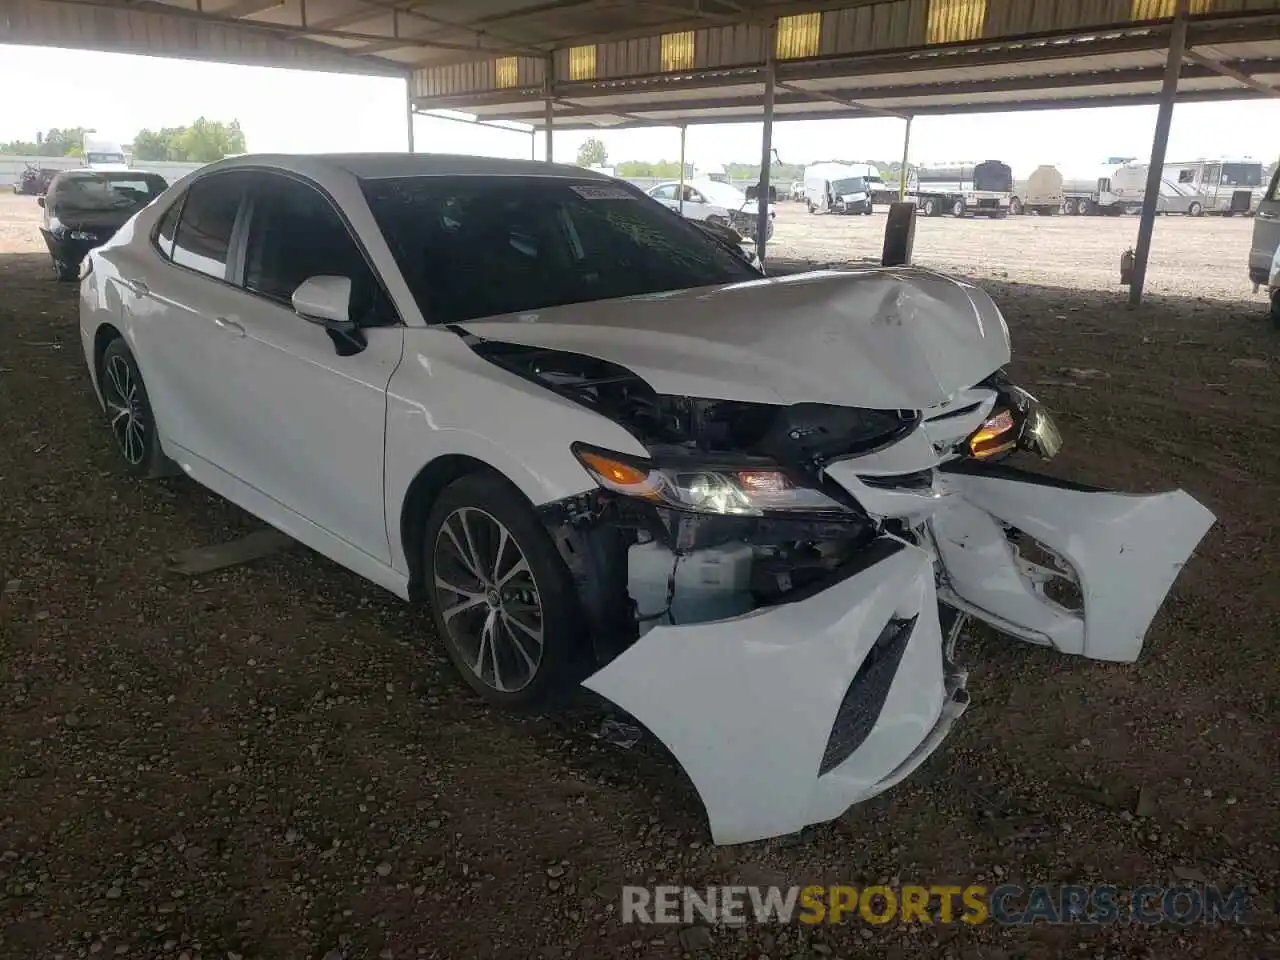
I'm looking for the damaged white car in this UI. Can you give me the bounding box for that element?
[79,155,1215,846]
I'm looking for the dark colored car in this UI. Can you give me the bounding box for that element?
[39,170,168,280]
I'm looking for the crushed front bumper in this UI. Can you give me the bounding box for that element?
[583,537,964,845]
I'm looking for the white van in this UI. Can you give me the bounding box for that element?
[83,135,129,171]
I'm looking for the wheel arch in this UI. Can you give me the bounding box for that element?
[90,321,125,406]
[398,453,539,602]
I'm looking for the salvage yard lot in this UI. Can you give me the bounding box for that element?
[1,192,1279,959]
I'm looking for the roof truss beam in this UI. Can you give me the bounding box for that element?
[1183,48,1280,98]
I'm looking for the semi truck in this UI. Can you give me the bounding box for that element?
[914,160,1013,217]
[82,135,128,171]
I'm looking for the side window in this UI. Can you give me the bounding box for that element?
[1177,169,1196,184]
[172,174,245,280]
[153,197,183,259]
[650,185,676,201]
[1267,164,1280,202]
[242,174,396,326]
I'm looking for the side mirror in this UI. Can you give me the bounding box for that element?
[292,275,354,330]
[36,196,45,208]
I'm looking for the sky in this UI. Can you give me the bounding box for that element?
[3,44,1280,179]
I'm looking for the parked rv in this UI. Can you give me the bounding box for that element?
[802,163,883,215]
[914,161,1013,218]
[1048,158,1266,216]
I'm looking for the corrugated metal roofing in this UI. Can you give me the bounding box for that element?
[3,0,1280,121]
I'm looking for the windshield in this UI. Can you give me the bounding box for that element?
[362,176,761,325]
[86,152,126,164]
[695,180,748,209]
[1221,163,1263,187]
[831,177,867,195]
[51,173,166,213]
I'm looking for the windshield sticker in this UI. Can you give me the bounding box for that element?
[570,184,634,201]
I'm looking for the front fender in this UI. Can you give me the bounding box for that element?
[384,331,650,573]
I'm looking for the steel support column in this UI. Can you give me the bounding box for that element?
[1129,0,1189,307]
[757,22,777,264]
[405,78,415,153]
[899,114,913,201]
[544,57,554,163]
[544,99,554,162]
[678,124,687,215]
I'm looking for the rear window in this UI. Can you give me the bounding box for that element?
[361,176,760,325]
[51,173,166,212]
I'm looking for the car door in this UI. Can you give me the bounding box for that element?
[648,183,678,212]
[209,170,403,564]
[1250,163,1280,282]
[120,170,257,468]
[681,186,713,221]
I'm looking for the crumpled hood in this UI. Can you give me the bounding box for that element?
[455,267,1011,409]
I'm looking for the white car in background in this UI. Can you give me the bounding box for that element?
[646,177,775,242]
[79,154,1213,845]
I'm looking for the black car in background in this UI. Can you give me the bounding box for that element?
[39,170,168,280]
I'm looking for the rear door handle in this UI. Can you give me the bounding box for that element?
[125,278,149,297]
[214,316,245,337]
[1258,210,1278,219]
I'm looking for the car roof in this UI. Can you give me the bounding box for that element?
[201,152,611,182]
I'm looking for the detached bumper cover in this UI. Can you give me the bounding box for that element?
[584,539,961,845]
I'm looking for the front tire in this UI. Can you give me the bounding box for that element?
[423,472,586,710]
[952,199,966,218]
[1189,201,1204,217]
[1270,289,1280,329]
[97,337,171,478]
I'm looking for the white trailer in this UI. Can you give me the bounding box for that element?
[914,160,1013,218]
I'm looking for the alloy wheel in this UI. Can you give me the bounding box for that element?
[102,354,147,466]
[432,506,544,693]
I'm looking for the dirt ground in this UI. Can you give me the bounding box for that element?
[1,191,1279,960]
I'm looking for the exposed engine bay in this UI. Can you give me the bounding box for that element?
[474,339,1067,663]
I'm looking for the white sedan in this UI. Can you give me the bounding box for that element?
[646,178,775,241]
[80,154,1213,845]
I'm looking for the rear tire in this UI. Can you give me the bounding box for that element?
[97,337,173,479]
[1009,197,1023,216]
[422,471,587,711]
[1270,290,1280,329]
[922,198,938,217]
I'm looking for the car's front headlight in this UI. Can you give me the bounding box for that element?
[572,444,851,517]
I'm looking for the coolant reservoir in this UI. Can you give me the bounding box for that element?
[629,541,755,632]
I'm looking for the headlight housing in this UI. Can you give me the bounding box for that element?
[572,444,851,517]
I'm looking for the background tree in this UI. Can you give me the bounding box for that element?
[131,118,246,162]
[576,137,609,167]
[0,127,89,157]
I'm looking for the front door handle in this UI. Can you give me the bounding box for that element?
[1258,210,1278,220]
[125,278,149,297]
[214,316,245,337]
